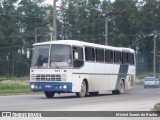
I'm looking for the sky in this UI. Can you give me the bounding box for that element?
[45,0,56,5]
[45,0,60,6]
[45,0,52,4]
[45,0,116,5]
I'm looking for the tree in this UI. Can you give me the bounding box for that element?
[59,0,104,44]
[0,0,52,77]
[0,0,20,76]
[110,0,138,47]
[0,0,160,76]
[136,0,160,72]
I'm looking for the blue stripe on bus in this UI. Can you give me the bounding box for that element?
[30,82,72,92]
[115,64,129,89]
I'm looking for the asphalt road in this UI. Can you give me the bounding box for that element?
[0,86,160,111]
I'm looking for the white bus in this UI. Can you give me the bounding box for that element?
[29,40,135,98]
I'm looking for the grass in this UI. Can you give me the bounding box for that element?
[13,76,29,80]
[0,83,30,94]
[0,76,29,81]
[153,102,160,111]
[135,81,144,86]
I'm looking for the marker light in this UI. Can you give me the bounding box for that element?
[59,86,62,89]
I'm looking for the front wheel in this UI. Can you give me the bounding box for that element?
[45,91,55,98]
[76,81,87,97]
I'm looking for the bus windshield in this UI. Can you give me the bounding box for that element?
[31,44,72,68]
[50,44,72,68]
[32,45,49,68]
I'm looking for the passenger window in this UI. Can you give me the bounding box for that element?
[114,51,122,64]
[105,50,113,63]
[129,53,134,65]
[122,52,128,64]
[85,47,95,61]
[73,47,83,60]
[95,48,104,62]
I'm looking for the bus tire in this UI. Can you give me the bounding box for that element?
[112,80,125,95]
[119,80,125,94]
[45,91,55,98]
[117,80,125,94]
[89,92,99,96]
[76,81,87,97]
[112,90,117,95]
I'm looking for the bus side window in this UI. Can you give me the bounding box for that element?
[73,46,84,68]
[114,51,122,64]
[85,47,95,61]
[95,48,104,62]
[122,52,128,64]
[105,50,113,63]
[73,47,83,60]
[129,53,134,65]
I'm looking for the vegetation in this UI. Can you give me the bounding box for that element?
[0,83,30,94]
[153,102,160,111]
[0,0,160,77]
[134,81,144,86]
[136,72,160,80]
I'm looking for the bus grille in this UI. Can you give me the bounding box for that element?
[31,74,66,82]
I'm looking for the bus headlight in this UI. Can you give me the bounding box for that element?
[63,85,67,89]
[31,84,35,89]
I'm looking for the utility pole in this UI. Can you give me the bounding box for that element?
[103,11,125,45]
[153,32,157,77]
[53,0,57,41]
[105,17,108,45]
[35,28,37,43]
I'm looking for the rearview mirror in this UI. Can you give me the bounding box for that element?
[74,52,78,60]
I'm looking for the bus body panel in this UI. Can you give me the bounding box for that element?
[29,40,136,96]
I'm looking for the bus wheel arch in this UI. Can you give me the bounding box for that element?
[76,79,88,97]
[112,79,125,95]
[120,79,125,93]
[83,79,88,93]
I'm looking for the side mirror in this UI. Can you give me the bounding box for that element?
[27,49,31,59]
[74,52,78,60]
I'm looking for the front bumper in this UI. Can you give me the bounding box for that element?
[30,82,72,92]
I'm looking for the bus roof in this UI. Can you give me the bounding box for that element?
[33,40,135,53]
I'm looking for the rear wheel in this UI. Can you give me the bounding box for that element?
[76,81,87,97]
[112,80,125,95]
[45,91,55,98]
[112,90,118,94]
[119,80,125,94]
